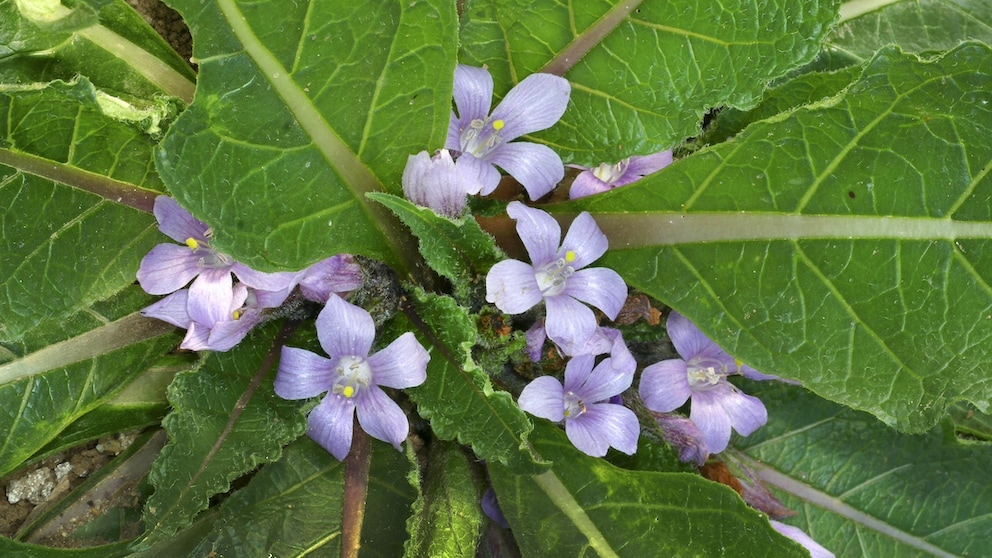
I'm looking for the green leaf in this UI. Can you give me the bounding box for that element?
[138,321,306,548]
[405,441,484,558]
[159,0,457,275]
[0,78,170,342]
[949,402,992,440]
[566,42,992,433]
[0,0,195,102]
[369,193,503,300]
[459,0,842,164]
[489,421,806,558]
[178,437,415,558]
[403,288,547,474]
[0,286,178,478]
[735,380,992,558]
[826,0,992,63]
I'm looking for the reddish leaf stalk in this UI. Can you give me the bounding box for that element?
[341,421,372,558]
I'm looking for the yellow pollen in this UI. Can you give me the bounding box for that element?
[232,310,242,320]
[342,385,355,398]
[734,359,743,368]
[185,237,199,250]
[564,250,577,263]
[492,119,505,130]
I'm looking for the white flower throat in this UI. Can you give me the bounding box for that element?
[185,229,231,270]
[563,390,587,418]
[333,356,372,399]
[535,250,577,296]
[686,356,730,389]
[592,158,630,184]
[460,117,505,157]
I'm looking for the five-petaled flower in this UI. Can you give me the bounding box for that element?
[569,150,674,199]
[486,201,627,348]
[639,311,767,454]
[274,294,429,460]
[446,65,570,200]
[402,149,488,218]
[518,354,638,457]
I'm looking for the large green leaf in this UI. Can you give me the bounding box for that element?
[159,0,457,276]
[735,380,992,558]
[459,0,841,165]
[489,421,806,558]
[565,42,992,433]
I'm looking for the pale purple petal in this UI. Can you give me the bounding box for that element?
[206,312,262,351]
[689,389,734,454]
[561,355,596,394]
[566,403,639,456]
[274,346,336,399]
[136,243,201,295]
[740,365,799,384]
[153,196,209,243]
[487,142,564,200]
[457,153,503,196]
[489,73,570,141]
[506,201,560,265]
[654,413,709,465]
[667,311,732,364]
[180,322,212,351]
[307,395,357,461]
[485,259,542,314]
[232,263,299,293]
[316,294,375,358]
[543,294,598,349]
[403,149,482,218]
[563,267,627,320]
[298,255,364,303]
[719,387,768,437]
[770,521,835,558]
[568,357,631,404]
[141,290,191,328]
[558,212,609,268]
[187,268,234,326]
[620,150,673,184]
[640,359,692,412]
[525,321,546,362]
[518,376,565,421]
[367,332,429,389]
[569,171,611,199]
[355,386,411,451]
[451,65,494,125]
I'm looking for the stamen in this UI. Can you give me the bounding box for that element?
[185,237,199,250]
[564,250,576,263]
[492,119,505,130]
[232,310,242,320]
[341,385,356,398]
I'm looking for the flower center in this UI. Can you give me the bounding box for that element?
[459,117,505,158]
[185,231,232,270]
[332,356,373,399]
[534,250,577,297]
[686,356,730,389]
[563,390,586,419]
[592,159,630,185]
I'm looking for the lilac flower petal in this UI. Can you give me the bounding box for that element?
[740,365,799,384]
[617,150,674,185]
[654,413,709,466]
[569,171,611,199]
[316,294,375,358]
[558,212,608,268]
[356,386,411,450]
[298,255,364,303]
[187,268,234,326]
[141,290,191,328]
[719,387,768,437]
[403,150,480,218]
[506,201,560,265]
[307,395,357,461]
[487,142,564,200]
[517,376,565,421]
[457,152,503,196]
[639,359,692,412]
[153,196,209,243]
[574,358,633,404]
[206,312,262,351]
[136,243,201,295]
[563,267,627,320]
[603,328,636,375]
[566,403,639,456]
[232,263,299,293]
[489,73,570,141]
[367,332,429,389]
[485,259,542,314]
[274,346,337,399]
[689,389,735,454]
[770,521,835,558]
[525,321,546,362]
[667,311,732,365]
[452,65,494,125]
[180,322,212,351]
[561,355,596,394]
[543,294,598,349]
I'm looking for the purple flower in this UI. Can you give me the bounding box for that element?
[481,487,509,529]
[518,355,638,457]
[137,196,297,319]
[770,521,835,558]
[569,150,673,199]
[639,311,767,454]
[296,254,364,304]
[446,65,570,200]
[527,321,635,376]
[402,149,489,218]
[652,412,710,466]
[486,202,626,348]
[274,295,429,460]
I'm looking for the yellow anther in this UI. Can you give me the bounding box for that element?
[232,310,242,320]
[492,119,505,130]
[185,237,199,250]
[734,359,743,368]
[564,250,577,263]
[342,385,355,398]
